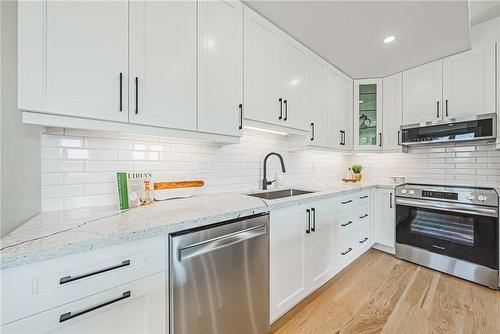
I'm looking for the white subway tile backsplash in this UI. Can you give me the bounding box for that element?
[40,128,500,211]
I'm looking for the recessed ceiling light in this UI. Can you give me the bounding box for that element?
[384,35,396,44]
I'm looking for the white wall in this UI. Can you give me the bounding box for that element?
[1,0,41,237]
[40,128,351,211]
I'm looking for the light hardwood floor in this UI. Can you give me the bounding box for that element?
[271,249,500,334]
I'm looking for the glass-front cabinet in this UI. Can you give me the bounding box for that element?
[354,79,382,151]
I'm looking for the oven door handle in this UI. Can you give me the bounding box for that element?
[395,198,498,218]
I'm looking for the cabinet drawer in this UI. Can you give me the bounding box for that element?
[1,236,166,325]
[335,190,370,212]
[335,204,370,236]
[1,272,166,333]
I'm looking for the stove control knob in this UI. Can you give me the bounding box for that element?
[408,189,415,195]
[477,195,487,202]
[466,193,475,201]
[401,189,407,194]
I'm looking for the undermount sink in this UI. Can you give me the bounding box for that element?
[247,189,314,200]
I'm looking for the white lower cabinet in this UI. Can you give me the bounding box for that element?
[270,190,372,323]
[270,204,309,322]
[373,188,396,251]
[1,273,166,334]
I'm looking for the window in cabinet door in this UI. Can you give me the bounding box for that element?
[358,84,378,147]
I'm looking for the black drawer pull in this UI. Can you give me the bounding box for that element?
[341,200,352,205]
[341,221,353,227]
[238,104,243,130]
[278,98,283,120]
[359,237,368,244]
[359,214,368,219]
[359,195,368,199]
[119,72,123,112]
[60,260,131,285]
[341,248,352,255]
[59,291,131,323]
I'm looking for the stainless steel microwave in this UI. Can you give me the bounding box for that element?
[400,113,496,146]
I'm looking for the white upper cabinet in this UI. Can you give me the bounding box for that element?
[354,79,382,151]
[243,7,308,132]
[129,1,196,130]
[402,60,443,125]
[18,1,128,122]
[326,67,353,150]
[198,0,243,137]
[382,73,403,151]
[281,38,308,130]
[244,8,282,126]
[306,55,328,147]
[442,45,496,119]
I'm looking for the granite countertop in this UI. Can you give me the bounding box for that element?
[0,182,398,269]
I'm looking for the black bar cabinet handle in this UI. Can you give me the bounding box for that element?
[341,221,353,227]
[359,195,368,199]
[306,209,311,234]
[135,77,139,114]
[341,200,352,205]
[397,130,400,146]
[445,99,448,117]
[60,260,131,285]
[379,133,382,147]
[341,248,352,256]
[310,123,315,141]
[59,291,131,323]
[119,73,123,112]
[360,214,368,219]
[311,208,316,232]
[238,104,243,130]
[278,98,283,120]
[390,192,393,209]
[359,237,368,244]
[436,101,440,118]
[283,100,288,121]
[339,130,343,145]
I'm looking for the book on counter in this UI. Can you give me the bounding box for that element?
[116,172,154,209]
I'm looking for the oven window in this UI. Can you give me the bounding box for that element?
[396,205,498,269]
[410,210,474,246]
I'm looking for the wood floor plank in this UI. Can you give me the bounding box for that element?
[271,250,500,334]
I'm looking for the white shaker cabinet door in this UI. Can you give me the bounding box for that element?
[382,73,403,151]
[244,7,282,126]
[308,200,336,289]
[442,44,496,119]
[402,60,443,125]
[373,188,396,249]
[1,273,166,334]
[270,205,308,322]
[18,0,128,122]
[129,1,196,130]
[281,38,308,130]
[326,67,344,149]
[307,55,328,147]
[339,74,354,151]
[198,0,243,137]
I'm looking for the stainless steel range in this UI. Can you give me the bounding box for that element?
[395,184,499,289]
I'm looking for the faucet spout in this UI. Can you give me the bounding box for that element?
[262,152,286,190]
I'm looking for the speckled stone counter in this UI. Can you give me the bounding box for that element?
[0,182,398,269]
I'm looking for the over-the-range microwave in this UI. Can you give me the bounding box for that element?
[400,113,496,146]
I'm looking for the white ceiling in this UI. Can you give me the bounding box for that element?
[245,1,472,79]
[470,0,500,26]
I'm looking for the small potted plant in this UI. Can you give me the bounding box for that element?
[351,164,363,182]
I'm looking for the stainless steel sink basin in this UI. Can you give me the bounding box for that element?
[247,189,314,200]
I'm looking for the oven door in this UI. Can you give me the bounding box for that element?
[396,197,498,270]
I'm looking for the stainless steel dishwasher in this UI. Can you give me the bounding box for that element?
[169,213,269,334]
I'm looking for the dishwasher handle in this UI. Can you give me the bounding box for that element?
[178,224,267,261]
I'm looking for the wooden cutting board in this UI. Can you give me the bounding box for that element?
[153,180,204,190]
